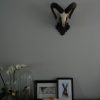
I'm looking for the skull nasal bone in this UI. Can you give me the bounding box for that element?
[61,12,69,27]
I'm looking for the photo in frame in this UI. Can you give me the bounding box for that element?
[34,80,57,100]
[57,78,73,100]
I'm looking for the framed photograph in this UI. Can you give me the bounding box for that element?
[57,78,73,100]
[34,80,57,100]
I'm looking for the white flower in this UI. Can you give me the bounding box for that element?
[8,66,15,74]
[15,65,21,70]
[15,64,28,70]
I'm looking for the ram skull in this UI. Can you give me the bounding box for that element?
[50,2,77,35]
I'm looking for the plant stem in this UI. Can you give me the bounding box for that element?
[0,72,6,87]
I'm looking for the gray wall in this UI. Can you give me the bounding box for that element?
[0,0,100,99]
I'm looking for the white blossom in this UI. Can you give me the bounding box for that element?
[1,64,30,92]
[15,64,28,70]
[8,66,15,74]
[15,65,21,70]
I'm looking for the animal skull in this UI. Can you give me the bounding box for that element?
[50,2,77,35]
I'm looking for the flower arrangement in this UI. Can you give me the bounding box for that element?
[0,64,29,100]
[6,64,28,89]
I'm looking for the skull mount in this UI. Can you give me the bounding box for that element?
[50,2,77,35]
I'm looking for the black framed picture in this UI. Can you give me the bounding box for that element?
[34,80,57,100]
[57,78,73,100]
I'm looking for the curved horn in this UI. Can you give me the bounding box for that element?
[50,2,64,19]
[65,2,77,19]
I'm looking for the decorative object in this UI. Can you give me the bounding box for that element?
[50,2,77,35]
[0,64,33,100]
[6,64,28,91]
[57,78,73,100]
[34,80,57,100]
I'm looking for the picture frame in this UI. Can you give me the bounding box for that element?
[57,78,73,100]
[34,80,57,100]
